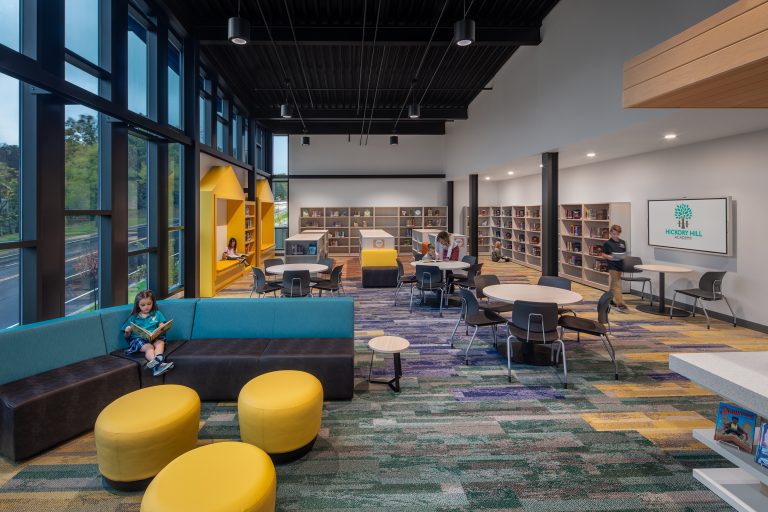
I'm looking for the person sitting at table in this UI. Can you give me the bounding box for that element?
[435,231,459,261]
[421,243,439,262]
[222,237,249,268]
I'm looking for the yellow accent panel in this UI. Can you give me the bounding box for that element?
[200,165,246,199]
[580,411,715,451]
[140,442,276,512]
[256,179,274,203]
[361,249,398,267]
[238,371,323,455]
[95,385,200,483]
[216,260,241,272]
[594,382,715,398]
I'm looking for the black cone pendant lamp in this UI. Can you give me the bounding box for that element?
[453,18,475,46]
[389,135,399,145]
[280,103,293,118]
[228,0,249,45]
[408,102,420,119]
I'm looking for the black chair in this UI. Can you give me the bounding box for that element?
[316,257,335,278]
[474,275,515,314]
[454,263,484,290]
[559,291,618,380]
[451,289,507,364]
[250,267,281,298]
[506,301,567,387]
[670,271,736,329]
[394,259,417,306]
[312,265,344,296]
[413,252,424,261]
[462,255,477,265]
[537,275,577,318]
[451,255,477,280]
[620,256,652,305]
[410,265,444,317]
[281,270,312,297]
[263,257,284,280]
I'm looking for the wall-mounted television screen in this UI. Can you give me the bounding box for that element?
[648,197,732,255]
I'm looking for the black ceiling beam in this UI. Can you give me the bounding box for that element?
[198,25,541,47]
[266,120,446,135]
[252,107,467,121]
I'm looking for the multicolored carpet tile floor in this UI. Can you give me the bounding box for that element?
[2,257,765,511]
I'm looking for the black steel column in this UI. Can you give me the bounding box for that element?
[446,181,454,232]
[182,38,200,297]
[541,152,559,276]
[469,174,478,257]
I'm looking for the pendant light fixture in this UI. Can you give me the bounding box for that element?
[408,102,420,119]
[280,103,293,119]
[389,135,399,145]
[454,1,475,46]
[301,131,311,146]
[228,0,250,45]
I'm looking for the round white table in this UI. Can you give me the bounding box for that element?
[482,284,583,306]
[634,264,692,317]
[367,336,410,392]
[265,263,328,275]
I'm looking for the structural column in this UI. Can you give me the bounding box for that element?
[446,181,454,232]
[469,174,478,257]
[541,152,559,276]
[183,38,201,297]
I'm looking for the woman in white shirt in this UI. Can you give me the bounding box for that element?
[435,231,459,261]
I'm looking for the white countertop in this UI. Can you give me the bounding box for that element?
[636,264,692,273]
[285,233,326,242]
[670,351,768,418]
[359,229,395,239]
[482,284,583,306]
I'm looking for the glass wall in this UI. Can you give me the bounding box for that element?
[215,93,227,153]
[0,1,20,51]
[168,38,183,129]
[64,215,99,315]
[0,72,20,329]
[168,143,183,292]
[128,15,149,116]
[199,72,212,145]
[128,134,149,251]
[65,0,99,64]
[272,135,288,251]
[64,106,99,210]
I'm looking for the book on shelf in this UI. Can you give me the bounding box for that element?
[756,422,768,468]
[530,247,541,256]
[714,402,757,453]
[307,243,317,256]
[565,209,581,219]
[592,260,608,272]
[590,245,603,256]
[586,207,608,220]
[569,225,582,236]
[130,319,173,343]
[530,235,540,244]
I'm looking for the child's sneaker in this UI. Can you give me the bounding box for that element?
[152,361,175,377]
[146,358,159,369]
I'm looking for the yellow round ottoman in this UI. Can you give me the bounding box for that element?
[238,370,323,462]
[95,384,200,490]
[141,442,276,512]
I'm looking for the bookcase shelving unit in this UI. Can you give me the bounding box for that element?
[558,202,630,291]
[480,205,541,270]
[299,206,447,255]
[461,206,494,256]
[244,201,257,266]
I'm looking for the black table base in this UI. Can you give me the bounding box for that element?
[636,304,690,317]
[369,353,403,392]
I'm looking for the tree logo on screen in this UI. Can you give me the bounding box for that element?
[675,203,693,229]
[666,203,701,240]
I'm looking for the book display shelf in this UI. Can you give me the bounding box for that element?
[469,205,541,270]
[460,206,495,256]
[670,352,768,512]
[299,206,447,255]
[244,201,257,265]
[558,202,630,291]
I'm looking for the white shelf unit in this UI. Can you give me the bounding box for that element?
[461,206,494,255]
[299,206,447,255]
[670,352,768,512]
[558,202,630,291]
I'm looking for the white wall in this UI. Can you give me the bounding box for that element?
[496,129,768,327]
[451,180,500,234]
[289,179,445,235]
[443,0,734,178]
[289,134,445,175]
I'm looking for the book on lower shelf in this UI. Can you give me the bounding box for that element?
[714,402,757,453]
[756,422,768,468]
[592,260,608,272]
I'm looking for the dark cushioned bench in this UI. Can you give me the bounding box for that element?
[362,267,399,288]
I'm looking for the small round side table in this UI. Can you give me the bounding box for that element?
[367,336,409,392]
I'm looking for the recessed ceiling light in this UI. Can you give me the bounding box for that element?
[586,152,596,158]
[507,171,514,175]
[664,133,677,140]
[539,164,543,168]
[484,177,491,180]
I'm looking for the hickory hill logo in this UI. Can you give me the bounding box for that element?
[666,203,702,239]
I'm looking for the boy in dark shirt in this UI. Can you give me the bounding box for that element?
[600,224,628,310]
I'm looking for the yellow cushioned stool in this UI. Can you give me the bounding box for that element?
[361,248,398,268]
[95,384,200,490]
[238,370,323,463]
[141,442,276,512]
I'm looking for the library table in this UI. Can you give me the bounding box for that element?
[265,263,328,275]
[482,284,583,306]
[634,264,691,317]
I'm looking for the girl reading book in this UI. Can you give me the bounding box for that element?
[223,237,248,267]
[122,290,174,377]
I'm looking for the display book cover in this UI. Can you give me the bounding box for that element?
[713,401,757,453]
[756,421,768,468]
[130,319,174,343]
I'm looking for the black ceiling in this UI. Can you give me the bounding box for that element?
[162,0,560,135]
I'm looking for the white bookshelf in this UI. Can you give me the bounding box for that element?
[461,206,494,255]
[558,202,631,291]
[299,206,447,255]
[670,352,768,512]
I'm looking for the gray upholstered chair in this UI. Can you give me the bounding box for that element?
[558,291,618,380]
[394,259,417,306]
[311,265,344,296]
[451,289,506,365]
[263,257,284,280]
[281,270,312,297]
[410,265,444,317]
[474,275,515,314]
[620,256,652,305]
[506,301,566,387]
[670,271,736,329]
[250,267,281,298]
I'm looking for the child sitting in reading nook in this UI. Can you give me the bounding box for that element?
[122,290,175,377]
[223,237,249,267]
[491,241,510,262]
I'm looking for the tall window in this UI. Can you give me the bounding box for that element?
[168,143,183,292]
[199,71,211,145]
[65,0,107,96]
[232,110,241,161]
[0,1,20,51]
[0,73,20,329]
[64,105,101,315]
[167,37,183,129]
[272,135,288,251]
[128,15,149,116]
[216,92,228,153]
